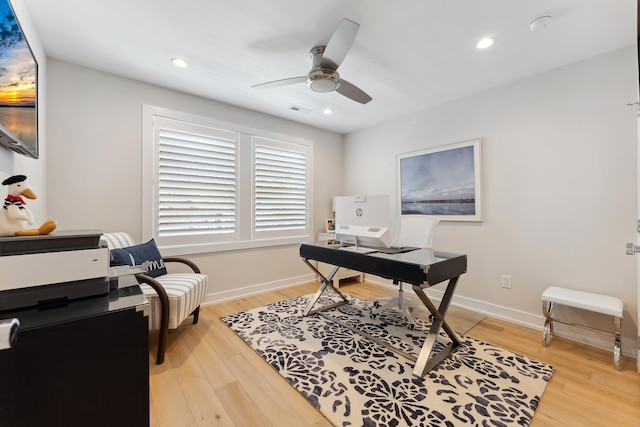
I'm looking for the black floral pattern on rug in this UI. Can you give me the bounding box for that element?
[221,292,554,427]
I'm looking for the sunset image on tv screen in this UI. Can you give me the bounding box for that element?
[0,0,37,155]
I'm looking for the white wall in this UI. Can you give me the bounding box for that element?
[0,0,48,223]
[344,47,638,356]
[45,59,343,302]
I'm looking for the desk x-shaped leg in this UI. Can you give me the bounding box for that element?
[411,276,461,377]
[302,256,461,378]
[301,258,350,316]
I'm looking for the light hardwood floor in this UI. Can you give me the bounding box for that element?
[148,281,640,427]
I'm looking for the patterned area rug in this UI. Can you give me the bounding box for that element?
[221,291,554,427]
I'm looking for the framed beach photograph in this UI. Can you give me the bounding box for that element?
[397,139,482,222]
[325,218,336,233]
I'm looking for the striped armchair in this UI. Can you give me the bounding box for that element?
[102,232,208,364]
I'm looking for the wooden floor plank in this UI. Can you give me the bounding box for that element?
[181,376,235,427]
[148,281,640,427]
[214,381,271,427]
[150,353,198,427]
[223,352,322,427]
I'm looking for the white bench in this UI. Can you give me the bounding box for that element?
[541,286,623,370]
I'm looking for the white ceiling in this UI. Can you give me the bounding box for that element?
[23,0,636,134]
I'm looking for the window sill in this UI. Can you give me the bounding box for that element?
[158,235,311,256]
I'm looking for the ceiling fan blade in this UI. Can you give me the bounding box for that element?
[321,18,359,70]
[336,79,372,104]
[252,76,307,89]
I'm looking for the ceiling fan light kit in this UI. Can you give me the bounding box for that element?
[252,18,372,104]
[307,69,341,92]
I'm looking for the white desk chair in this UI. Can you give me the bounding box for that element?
[371,215,439,329]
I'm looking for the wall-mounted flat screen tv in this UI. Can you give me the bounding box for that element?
[0,0,37,159]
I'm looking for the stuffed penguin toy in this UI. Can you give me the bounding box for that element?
[0,175,56,237]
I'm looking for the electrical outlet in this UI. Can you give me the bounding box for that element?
[501,274,512,289]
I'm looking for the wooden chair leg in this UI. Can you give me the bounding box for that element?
[136,274,170,364]
[192,306,200,324]
[155,322,168,364]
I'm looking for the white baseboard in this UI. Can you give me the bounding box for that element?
[202,273,317,306]
[202,275,637,358]
[366,278,542,328]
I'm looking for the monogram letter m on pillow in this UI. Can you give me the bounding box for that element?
[109,239,167,278]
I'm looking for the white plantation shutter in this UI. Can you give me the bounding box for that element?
[155,118,237,245]
[144,107,313,255]
[254,141,308,237]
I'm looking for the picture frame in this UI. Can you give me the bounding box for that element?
[397,139,482,222]
[325,218,336,233]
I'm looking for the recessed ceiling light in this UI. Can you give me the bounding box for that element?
[475,37,494,49]
[171,57,189,68]
[323,108,333,115]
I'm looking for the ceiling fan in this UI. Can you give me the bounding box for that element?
[252,18,372,105]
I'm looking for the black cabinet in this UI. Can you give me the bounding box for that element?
[0,287,149,427]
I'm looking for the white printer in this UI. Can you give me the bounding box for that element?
[0,230,110,312]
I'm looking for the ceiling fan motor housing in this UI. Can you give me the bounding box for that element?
[306,46,341,92]
[307,69,341,92]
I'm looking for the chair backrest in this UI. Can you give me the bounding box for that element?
[102,232,136,250]
[391,215,440,248]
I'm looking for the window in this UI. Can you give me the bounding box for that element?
[157,120,237,240]
[142,106,313,255]
[253,138,308,238]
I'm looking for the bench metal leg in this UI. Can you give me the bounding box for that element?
[614,315,621,371]
[542,300,554,347]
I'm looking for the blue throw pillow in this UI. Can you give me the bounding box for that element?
[110,239,167,278]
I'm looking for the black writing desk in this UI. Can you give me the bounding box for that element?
[299,241,467,378]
